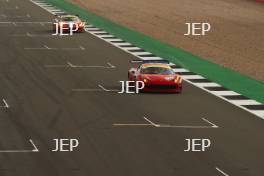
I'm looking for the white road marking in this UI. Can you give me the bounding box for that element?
[72,84,120,92]
[114,116,219,128]
[131,52,153,55]
[11,32,59,37]
[202,118,218,128]
[61,46,85,51]
[137,57,164,60]
[250,110,264,118]
[72,88,103,92]
[43,45,51,50]
[0,99,9,108]
[113,123,153,126]
[79,46,85,50]
[228,99,262,106]
[181,75,205,79]
[143,116,160,127]
[25,45,85,51]
[172,68,190,73]
[0,139,39,153]
[210,91,240,96]
[122,47,142,50]
[98,85,119,92]
[45,62,116,69]
[216,167,229,176]
[0,21,51,24]
[30,139,39,152]
[44,64,69,68]
[192,82,222,87]
[107,39,125,42]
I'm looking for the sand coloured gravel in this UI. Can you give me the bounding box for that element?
[69,0,264,82]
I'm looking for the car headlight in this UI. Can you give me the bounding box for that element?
[79,22,85,27]
[174,76,182,84]
[165,76,175,81]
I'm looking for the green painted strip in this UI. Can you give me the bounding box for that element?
[45,0,264,103]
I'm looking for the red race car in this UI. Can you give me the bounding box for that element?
[52,14,85,33]
[128,60,183,93]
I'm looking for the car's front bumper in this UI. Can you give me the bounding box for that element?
[142,83,182,93]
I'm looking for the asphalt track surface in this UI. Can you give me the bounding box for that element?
[0,0,264,176]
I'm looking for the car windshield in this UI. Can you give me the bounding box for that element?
[62,17,79,22]
[140,66,174,75]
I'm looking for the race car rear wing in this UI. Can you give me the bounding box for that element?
[130,59,170,64]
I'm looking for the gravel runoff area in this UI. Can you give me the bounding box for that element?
[69,0,264,82]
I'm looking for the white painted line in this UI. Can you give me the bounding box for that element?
[138,57,164,60]
[11,32,57,37]
[72,88,103,92]
[210,91,240,96]
[173,68,190,72]
[72,89,104,92]
[98,85,119,92]
[43,45,51,50]
[181,75,205,79]
[85,28,101,31]
[45,62,116,69]
[228,100,262,106]
[116,42,133,46]
[216,167,229,176]
[113,123,153,126]
[143,116,160,127]
[72,84,120,92]
[121,47,142,50]
[97,35,115,38]
[30,139,39,152]
[114,117,219,129]
[2,14,31,18]
[0,139,39,153]
[61,46,85,51]
[131,52,153,55]
[85,24,95,28]
[193,82,221,87]
[0,21,51,24]
[44,64,69,68]
[90,31,108,34]
[79,46,85,50]
[0,99,9,108]
[202,118,218,128]
[107,62,116,68]
[26,32,32,37]
[107,39,125,42]
[24,45,49,50]
[250,110,264,118]
[25,45,85,51]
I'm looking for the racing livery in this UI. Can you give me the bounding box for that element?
[128,60,183,93]
[52,14,85,33]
